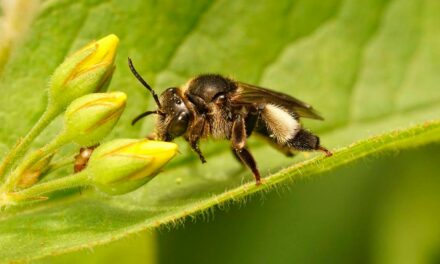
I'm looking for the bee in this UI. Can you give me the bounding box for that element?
[128,58,332,185]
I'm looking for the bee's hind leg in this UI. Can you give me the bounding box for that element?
[231,114,262,185]
[231,147,244,165]
[318,146,333,157]
[253,127,296,158]
[269,140,296,157]
[289,129,332,157]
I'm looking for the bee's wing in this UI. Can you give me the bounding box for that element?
[232,82,324,120]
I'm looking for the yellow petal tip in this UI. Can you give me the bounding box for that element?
[97,34,120,48]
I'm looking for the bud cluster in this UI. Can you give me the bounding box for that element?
[0,34,178,206]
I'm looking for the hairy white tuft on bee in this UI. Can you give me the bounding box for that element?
[262,104,300,144]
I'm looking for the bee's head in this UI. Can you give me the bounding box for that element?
[128,58,190,141]
[156,87,190,141]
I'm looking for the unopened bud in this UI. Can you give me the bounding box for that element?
[63,92,126,146]
[86,139,178,195]
[48,34,119,111]
[18,154,54,188]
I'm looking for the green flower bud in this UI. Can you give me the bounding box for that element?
[63,92,127,146]
[48,34,119,111]
[86,139,178,195]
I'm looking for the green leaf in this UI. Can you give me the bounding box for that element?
[35,231,156,264]
[158,144,440,264]
[0,0,439,262]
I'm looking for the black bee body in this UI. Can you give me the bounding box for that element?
[128,59,332,185]
[185,75,235,138]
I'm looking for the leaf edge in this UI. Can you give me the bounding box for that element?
[16,119,440,263]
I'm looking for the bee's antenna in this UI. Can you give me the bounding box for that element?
[128,57,162,108]
[131,110,162,126]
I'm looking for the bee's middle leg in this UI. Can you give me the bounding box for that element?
[251,120,295,157]
[231,114,261,185]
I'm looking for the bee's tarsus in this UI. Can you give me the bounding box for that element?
[318,146,333,157]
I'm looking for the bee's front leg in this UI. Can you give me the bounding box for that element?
[185,115,207,163]
[231,114,262,185]
[190,140,206,163]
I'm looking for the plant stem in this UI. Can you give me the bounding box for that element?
[0,133,68,192]
[3,171,90,205]
[0,106,59,181]
[44,155,75,175]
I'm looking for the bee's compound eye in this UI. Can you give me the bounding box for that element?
[168,111,189,138]
[177,112,187,121]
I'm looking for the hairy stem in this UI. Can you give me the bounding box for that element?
[0,131,68,192]
[2,171,90,205]
[44,155,75,175]
[0,106,59,181]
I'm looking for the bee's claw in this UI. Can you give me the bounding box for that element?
[318,146,333,157]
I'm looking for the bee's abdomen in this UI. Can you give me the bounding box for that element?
[286,129,320,150]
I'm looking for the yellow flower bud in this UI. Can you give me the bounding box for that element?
[0,139,177,204]
[63,92,127,146]
[48,34,119,111]
[73,34,118,74]
[86,139,178,195]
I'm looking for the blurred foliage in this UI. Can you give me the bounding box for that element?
[0,0,439,262]
[159,144,440,264]
[37,231,156,264]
